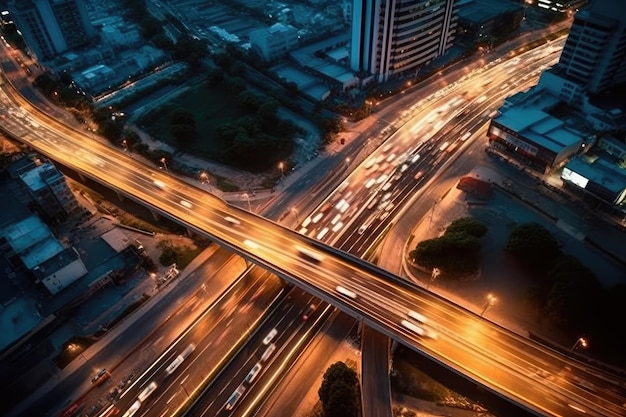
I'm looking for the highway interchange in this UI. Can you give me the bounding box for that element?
[1,35,626,417]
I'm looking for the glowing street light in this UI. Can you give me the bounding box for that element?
[160,157,168,173]
[480,293,497,317]
[571,337,588,352]
[243,193,252,212]
[291,207,299,224]
[278,162,284,178]
[199,171,209,183]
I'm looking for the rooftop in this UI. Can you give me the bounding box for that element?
[495,106,583,153]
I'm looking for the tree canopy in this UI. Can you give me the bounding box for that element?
[410,216,488,275]
[504,223,561,274]
[318,362,359,417]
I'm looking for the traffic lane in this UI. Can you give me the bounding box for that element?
[122,270,284,417]
[361,325,392,417]
[250,309,357,417]
[30,249,247,417]
[8,36,616,416]
[229,302,336,417]
[186,288,327,416]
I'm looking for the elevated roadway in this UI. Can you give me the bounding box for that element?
[0,44,624,417]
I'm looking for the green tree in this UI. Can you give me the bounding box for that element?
[170,124,195,146]
[318,361,359,417]
[325,381,359,417]
[170,108,195,128]
[544,256,602,330]
[445,217,488,238]
[504,223,561,274]
[236,90,262,111]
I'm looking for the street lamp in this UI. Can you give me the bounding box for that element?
[291,207,299,224]
[121,139,128,151]
[243,193,252,212]
[480,293,497,317]
[160,157,168,173]
[199,171,208,183]
[278,162,284,178]
[571,337,588,352]
[427,267,440,289]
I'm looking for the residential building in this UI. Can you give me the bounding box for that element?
[487,102,590,172]
[8,0,95,61]
[350,0,458,82]
[456,0,525,46]
[543,0,626,98]
[17,159,79,220]
[561,155,626,206]
[249,23,300,61]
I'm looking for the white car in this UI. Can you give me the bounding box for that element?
[245,363,262,383]
[122,400,141,417]
[138,381,158,402]
[263,328,278,345]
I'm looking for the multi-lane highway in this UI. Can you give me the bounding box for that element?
[1,38,625,417]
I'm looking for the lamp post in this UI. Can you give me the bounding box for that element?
[571,337,588,352]
[199,171,208,184]
[480,293,497,317]
[427,267,440,289]
[160,157,168,173]
[121,139,128,151]
[291,207,299,224]
[243,193,251,212]
[278,162,284,178]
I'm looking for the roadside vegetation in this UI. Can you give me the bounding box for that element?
[391,345,489,414]
[313,361,361,417]
[411,216,626,368]
[504,222,626,367]
[409,216,488,275]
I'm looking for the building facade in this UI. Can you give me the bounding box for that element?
[18,159,79,220]
[551,0,626,96]
[8,0,95,61]
[249,23,300,61]
[350,0,458,82]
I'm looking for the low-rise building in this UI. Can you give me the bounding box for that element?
[249,23,300,61]
[487,105,588,172]
[32,247,88,295]
[17,159,79,220]
[561,155,626,206]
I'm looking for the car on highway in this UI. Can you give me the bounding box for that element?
[245,362,262,383]
[224,216,240,225]
[138,381,158,402]
[261,343,276,362]
[263,328,278,345]
[91,369,111,386]
[225,385,246,411]
[121,401,140,417]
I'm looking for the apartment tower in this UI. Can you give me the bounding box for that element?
[351,0,458,83]
[8,0,95,61]
[555,0,626,95]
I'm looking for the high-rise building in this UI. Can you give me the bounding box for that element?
[551,0,626,95]
[8,0,95,61]
[350,0,458,83]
